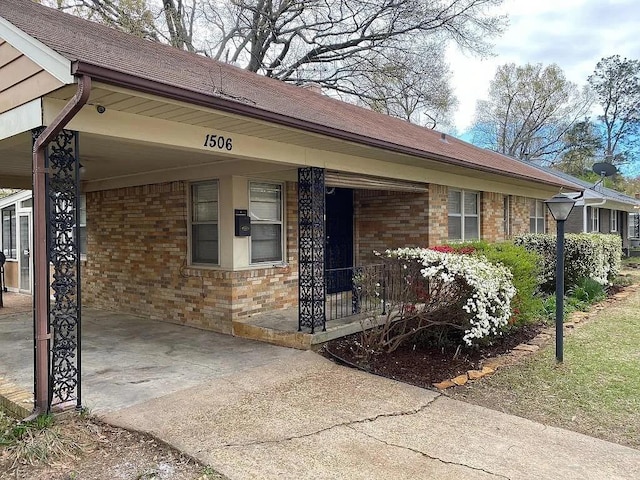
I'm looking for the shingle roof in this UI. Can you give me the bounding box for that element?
[533,166,640,207]
[1,0,577,189]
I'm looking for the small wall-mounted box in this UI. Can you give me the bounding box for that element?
[235,209,251,236]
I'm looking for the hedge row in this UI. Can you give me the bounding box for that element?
[514,233,622,292]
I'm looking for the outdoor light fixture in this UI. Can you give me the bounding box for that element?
[544,193,577,363]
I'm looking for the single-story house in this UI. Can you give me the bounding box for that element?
[0,0,581,412]
[525,166,640,249]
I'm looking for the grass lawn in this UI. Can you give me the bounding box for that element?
[449,277,640,449]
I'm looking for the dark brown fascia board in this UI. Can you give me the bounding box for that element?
[71,60,579,191]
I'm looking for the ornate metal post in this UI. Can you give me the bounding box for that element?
[298,167,326,333]
[33,128,82,410]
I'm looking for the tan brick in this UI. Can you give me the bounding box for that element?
[83,181,298,333]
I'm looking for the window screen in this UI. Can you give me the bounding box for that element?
[250,183,283,263]
[191,181,219,264]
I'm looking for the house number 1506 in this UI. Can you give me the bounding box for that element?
[203,133,233,151]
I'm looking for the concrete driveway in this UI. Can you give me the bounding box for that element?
[105,351,640,480]
[0,304,300,413]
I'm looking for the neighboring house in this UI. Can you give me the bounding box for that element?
[528,167,640,250]
[0,0,579,343]
[0,189,87,293]
[0,190,32,293]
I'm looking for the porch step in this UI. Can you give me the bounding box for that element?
[232,314,374,350]
[0,376,33,419]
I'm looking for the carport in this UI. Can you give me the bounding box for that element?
[0,293,300,414]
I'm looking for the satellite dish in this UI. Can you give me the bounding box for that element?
[592,162,617,177]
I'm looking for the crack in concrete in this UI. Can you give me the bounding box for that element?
[221,393,442,448]
[349,425,511,479]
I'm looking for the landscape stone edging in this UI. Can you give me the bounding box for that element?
[433,284,640,390]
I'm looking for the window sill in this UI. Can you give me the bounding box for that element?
[184,263,289,273]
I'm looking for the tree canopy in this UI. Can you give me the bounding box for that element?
[471,62,593,162]
[588,55,640,165]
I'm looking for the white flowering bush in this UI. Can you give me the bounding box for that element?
[514,233,622,291]
[357,248,516,356]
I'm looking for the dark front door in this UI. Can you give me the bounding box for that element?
[325,188,354,293]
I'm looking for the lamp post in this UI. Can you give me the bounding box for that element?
[545,193,577,363]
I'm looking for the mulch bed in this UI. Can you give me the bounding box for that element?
[323,324,544,389]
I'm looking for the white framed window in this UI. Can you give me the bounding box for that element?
[590,207,600,232]
[529,199,546,234]
[448,190,479,241]
[610,209,618,232]
[190,180,219,265]
[1,205,16,259]
[249,182,283,263]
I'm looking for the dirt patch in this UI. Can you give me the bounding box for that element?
[324,323,544,389]
[0,414,224,480]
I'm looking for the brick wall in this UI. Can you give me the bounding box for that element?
[83,181,298,333]
[510,195,530,236]
[354,189,429,263]
[481,192,505,242]
[353,185,523,262]
[427,184,448,246]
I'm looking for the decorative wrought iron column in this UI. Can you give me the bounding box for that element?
[33,128,82,410]
[298,167,326,333]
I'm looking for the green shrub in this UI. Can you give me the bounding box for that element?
[542,294,578,322]
[569,277,607,304]
[514,233,622,292]
[456,241,544,326]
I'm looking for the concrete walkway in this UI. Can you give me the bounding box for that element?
[104,351,640,480]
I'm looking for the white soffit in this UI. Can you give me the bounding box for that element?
[0,16,73,84]
[0,98,42,140]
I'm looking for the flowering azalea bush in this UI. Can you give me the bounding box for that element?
[429,245,476,255]
[454,241,543,326]
[357,248,516,356]
[514,233,622,291]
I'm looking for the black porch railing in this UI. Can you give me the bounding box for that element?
[325,264,386,321]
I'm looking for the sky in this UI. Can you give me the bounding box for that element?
[447,0,640,134]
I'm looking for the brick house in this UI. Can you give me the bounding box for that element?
[0,0,582,411]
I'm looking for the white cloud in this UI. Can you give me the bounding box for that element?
[449,0,640,132]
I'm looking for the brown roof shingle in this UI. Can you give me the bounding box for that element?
[0,0,576,189]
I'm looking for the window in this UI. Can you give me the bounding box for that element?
[448,190,479,241]
[79,195,87,256]
[610,209,618,232]
[249,182,283,263]
[629,213,639,239]
[529,199,545,233]
[503,195,511,238]
[1,205,16,259]
[590,207,599,232]
[190,181,219,264]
